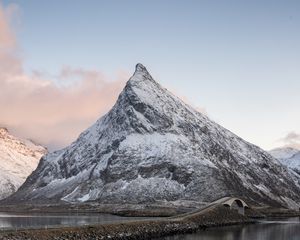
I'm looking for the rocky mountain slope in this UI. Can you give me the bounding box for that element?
[270,147,300,176]
[0,128,47,199]
[7,64,300,208]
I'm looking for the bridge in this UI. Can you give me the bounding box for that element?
[176,197,250,220]
[213,197,249,215]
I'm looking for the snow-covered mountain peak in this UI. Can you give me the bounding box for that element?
[135,63,148,73]
[8,64,300,209]
[109,64,204,138]
[127,63,157,87]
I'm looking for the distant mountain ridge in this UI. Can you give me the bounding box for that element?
[270,147,300,176]
[7,64,300,209]
[0,127,47,200]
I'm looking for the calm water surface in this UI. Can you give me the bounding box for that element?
[158,217,300,240]
[0,212,141,230]
[1,212,299,240]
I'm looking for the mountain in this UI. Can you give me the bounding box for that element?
[269,147,299,160]
[0,127,47,200]
[270,147,300,176]
[7,64,300,208]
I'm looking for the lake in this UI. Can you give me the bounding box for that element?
[158,217,300,240]
[0,212,299,240]
[0,212,141,230]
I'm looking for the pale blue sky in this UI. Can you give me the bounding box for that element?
[2,0,300,150]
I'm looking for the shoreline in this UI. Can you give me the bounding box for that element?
[0,203,299,240]
[0,205,255,240]
[0,221,254,240]
[1,201,299,218]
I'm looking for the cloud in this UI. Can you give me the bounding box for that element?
[0,3,128,150]
[0,3,16,49]
[279,131,300,149]
[0,3,22,76]
[1,2,208,151]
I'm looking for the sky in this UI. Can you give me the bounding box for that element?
[0,0,299,150]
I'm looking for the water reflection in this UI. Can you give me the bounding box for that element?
[1,212,299,240]
[159,217,300,240]
[0,212,137,230]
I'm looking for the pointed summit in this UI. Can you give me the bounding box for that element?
[128,63,155,86]
[135,63,148,73]
[121,64,165,114]
[119,63,172,124]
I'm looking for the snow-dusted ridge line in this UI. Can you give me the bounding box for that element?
[8,64,300,209]
[0,128,47,200]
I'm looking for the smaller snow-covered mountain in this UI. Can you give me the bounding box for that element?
[269,147,299,160]
[0,127,47,200]
[270,147,300,175]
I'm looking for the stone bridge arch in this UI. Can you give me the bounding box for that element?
[222,198,249,215]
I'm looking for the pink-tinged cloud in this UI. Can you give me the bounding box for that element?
[0,3,22,76]
[0,3,128,150]
[0,4,16,49]
[280,132,300,150]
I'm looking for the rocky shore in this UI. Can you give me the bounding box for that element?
[0,200,205,217]
[0,205,254,240]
